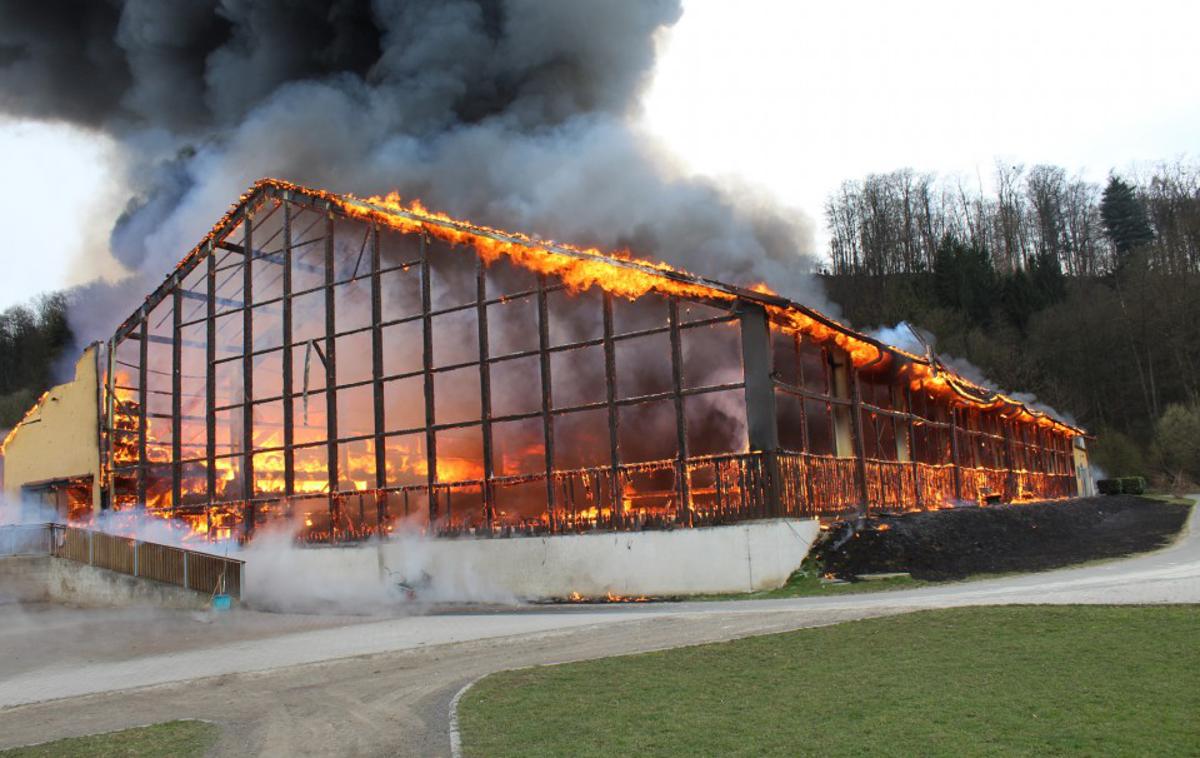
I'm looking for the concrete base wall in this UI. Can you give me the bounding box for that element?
[243,518,820,609]
[0,556,208,610]
[0,555,52,604]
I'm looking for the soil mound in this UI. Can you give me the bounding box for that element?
[817,496,1191,581]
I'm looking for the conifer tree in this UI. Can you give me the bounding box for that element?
[1099,176,1154,260]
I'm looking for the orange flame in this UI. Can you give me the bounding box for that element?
[83,178,1085,544]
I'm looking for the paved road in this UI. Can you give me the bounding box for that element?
[0,497,1195,756]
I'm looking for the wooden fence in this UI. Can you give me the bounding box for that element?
[47,525,242,599]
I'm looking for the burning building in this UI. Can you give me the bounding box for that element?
[3,179,1088,543]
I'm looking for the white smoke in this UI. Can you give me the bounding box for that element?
[868,321,930,357]
[0,494,57,527]
[239,516,518,613]
[869,320,1077,426]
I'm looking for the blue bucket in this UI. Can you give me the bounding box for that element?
[212,593,232,611]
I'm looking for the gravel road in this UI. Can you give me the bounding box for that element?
[0,497,1194,756]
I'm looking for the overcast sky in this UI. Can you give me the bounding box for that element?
[0,0,1197,312]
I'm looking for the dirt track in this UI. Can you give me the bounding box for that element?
[0,497,1195,757]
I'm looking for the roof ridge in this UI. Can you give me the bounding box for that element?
[115,177,1086,437]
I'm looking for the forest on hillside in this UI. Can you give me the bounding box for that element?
[823,161,1200,487]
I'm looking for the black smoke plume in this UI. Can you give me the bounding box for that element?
[0,0,818,345]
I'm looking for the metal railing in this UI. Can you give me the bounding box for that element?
[45,524,243,599]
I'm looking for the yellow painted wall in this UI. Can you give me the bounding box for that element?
[1,345,102,510]
[1072,436,1093,497]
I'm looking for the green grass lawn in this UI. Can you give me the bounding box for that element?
[1141,493,1196,506]
[0,720,218,758]
[460,606,1199,757]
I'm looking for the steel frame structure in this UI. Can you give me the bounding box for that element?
[101,182,1080,541]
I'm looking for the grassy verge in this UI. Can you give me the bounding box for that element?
[1140,493,1196,506]
[692,557,927,601]
[0,720,218,758]
[460,606,1199,757]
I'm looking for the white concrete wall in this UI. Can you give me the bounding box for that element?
[0,556,52,604]
[243,519,820,609]
[0,556,208,610]
[45,559,208,609]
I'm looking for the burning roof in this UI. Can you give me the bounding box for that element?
[117,178,1084,439]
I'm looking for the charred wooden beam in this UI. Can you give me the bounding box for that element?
[171,288,182,512]
[143,333,184,348]
[370,224,387,530]
[205,244,217,528]
[476,256,494,532]
[282,201,295,509]
[176,288,245,312]
[324,215,339,528]
[420,235,438,523]
[241,213,256,536]
[136,316,148,509]
[536,274,555,530]
[217,239,324,276]
[602,292,622,528]
[668,298,691,526]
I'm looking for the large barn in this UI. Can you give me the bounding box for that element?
[3,179,1090,545]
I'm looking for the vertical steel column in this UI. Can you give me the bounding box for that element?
[205,246,217,527]
[136,317,148,508]
[849,369,870,518]
[948,406,963,502]
[323,214,339,529]
[281,199,295,512]
[601,292,622,528]
[536,275,555,530]
[737,303,781,517]
[420,235,438,524]
[171,288,182,511]
[668,298,691,526]
[370,224,387,530]
[476,257,494,531]
[241,212,255,536]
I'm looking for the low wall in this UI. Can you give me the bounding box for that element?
[0,555,52,604]
[243,518,820,610]
[0,555,208,610]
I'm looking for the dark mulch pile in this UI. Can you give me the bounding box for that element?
[817,495,1191,581]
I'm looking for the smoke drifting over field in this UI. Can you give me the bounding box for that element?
[0,0,819,345]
